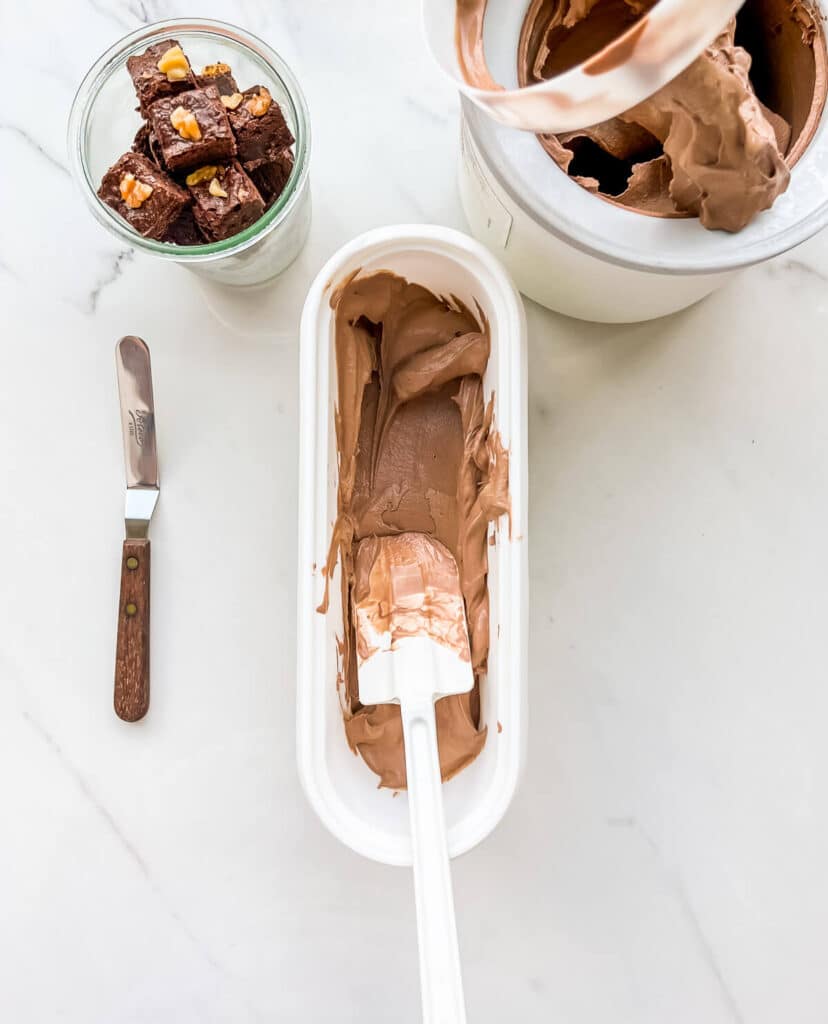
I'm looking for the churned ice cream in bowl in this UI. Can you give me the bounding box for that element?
[426,0,828,320]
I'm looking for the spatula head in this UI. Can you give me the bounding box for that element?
[354,533,474,707]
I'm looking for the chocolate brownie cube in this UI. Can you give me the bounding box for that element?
[248,149,294,208]
[163,207,205,246]
[186,162,265,241]
[148,86,236,173]
[126,39,196,116]
[228,86,294,169]
[196,62,239,98]
[98,152,189,241]
[132,123,165,169]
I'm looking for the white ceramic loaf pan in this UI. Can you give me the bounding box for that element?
[297,225,528,866]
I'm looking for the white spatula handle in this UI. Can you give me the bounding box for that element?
[401,694,467,1024]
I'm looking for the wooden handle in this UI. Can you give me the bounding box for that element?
[114,538,150,722]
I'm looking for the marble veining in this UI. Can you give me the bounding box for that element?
[1,124,70,176]
[86,249,134,315]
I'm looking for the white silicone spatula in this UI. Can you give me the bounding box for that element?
[354,533,472,1024]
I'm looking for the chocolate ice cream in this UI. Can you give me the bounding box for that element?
[319,271,510,790]
[457,0,828,231]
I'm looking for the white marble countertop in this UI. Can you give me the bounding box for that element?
[3,1,828,1021]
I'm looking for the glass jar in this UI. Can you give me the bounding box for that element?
[68,19,311,287]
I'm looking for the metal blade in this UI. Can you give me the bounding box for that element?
[116,336,159,538]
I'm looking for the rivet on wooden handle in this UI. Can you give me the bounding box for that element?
[114,537,150,722]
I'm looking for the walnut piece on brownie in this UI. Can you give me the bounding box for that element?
[228,86,294,169]
[186,161,265,241]
[126,39,196,116]
[148,86,237,172]
[98,152,189,240]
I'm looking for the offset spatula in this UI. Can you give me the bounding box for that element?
[114,336,159,722]
[354,532,471,1024]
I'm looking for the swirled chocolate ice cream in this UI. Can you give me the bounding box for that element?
[319,271,509,790]
[458,0,828,231]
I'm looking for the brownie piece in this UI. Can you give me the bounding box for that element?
[228,86,294,169]
[186,162,265,241]
[126,39,196,116]
[164,207,204,246]
[98,152,189,241]
[132,123,165,169]
[196,62,239,98]
[248,149,294,208]
[148,86,236,172]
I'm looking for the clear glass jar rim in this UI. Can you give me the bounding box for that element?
[67,18,311,263]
